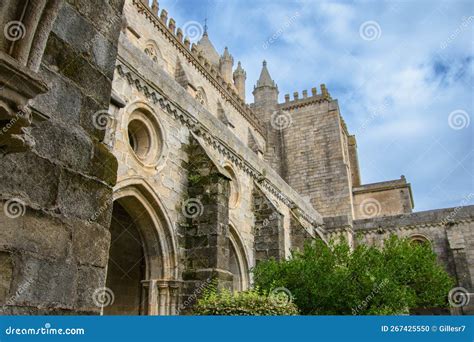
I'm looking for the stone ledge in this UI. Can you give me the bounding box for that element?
[353,205,474,231]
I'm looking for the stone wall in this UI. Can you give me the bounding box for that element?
[181,137,233,298]
[252,185,285,263]
[0,0,124,314]
[353,177,413,219]
[279,98,354,218]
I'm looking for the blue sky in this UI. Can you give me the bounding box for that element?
[157,0,473,212]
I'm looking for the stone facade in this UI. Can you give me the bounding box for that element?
[0,0,472,316]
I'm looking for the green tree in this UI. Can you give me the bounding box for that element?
[253,235,454,315]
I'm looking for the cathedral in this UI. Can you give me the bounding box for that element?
[0,0,472,315]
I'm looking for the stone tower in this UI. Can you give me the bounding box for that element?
[252,60,278,113]
[251,61,283,174]
[219,47,234,84]
[278,89,355,217]
[233,61,246,101]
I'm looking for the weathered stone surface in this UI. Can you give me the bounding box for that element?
[57,169,113,225]
[0,0,120,315]
[75,265,106,313]
[10,254,77,309]
[0,251,13,305]
[71,220,110,267]
[0,152,60,208]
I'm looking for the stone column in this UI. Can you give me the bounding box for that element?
[169,281,181,315]
[289,212,314,251]
[252,185,285,263]
[181,137,233,312]
[141,279,159,315]
[157,281,170,316]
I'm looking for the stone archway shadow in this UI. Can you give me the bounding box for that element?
[104,177,180,315]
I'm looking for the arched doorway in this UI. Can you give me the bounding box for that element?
[105,201,146,315]
[103,179,179,315]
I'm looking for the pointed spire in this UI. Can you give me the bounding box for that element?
[222,46,232,60]
[256,60,276,88]
[204,18,208,36]
[197,29,220,67]
[234,61,245,76]
[233,61,246,101]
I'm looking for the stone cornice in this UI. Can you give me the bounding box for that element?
[115,60,322,226]
[353,217,474,232]
[132,0,265,136]
[353,181,411,194]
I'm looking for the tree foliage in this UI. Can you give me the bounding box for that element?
[253,236,454,315]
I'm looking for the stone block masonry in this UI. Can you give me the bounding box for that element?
[0,0,124,314]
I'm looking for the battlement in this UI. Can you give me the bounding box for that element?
[133,0,265,135]
[279,84,332,110]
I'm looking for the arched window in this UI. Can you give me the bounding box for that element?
[224,165,240,209]
[125,103,167,171]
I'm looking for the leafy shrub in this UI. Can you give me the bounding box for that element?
[193,287,299,315]
[253,236,454,315]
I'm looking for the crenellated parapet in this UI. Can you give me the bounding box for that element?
[133,0,264,135]
[279,84,332,110]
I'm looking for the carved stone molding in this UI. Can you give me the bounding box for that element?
[0,52,48,152]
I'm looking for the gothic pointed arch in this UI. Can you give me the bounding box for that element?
[112,177,179,280]
[144,39,168,71]
[105,178,180,315]
[228,223,250,291]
